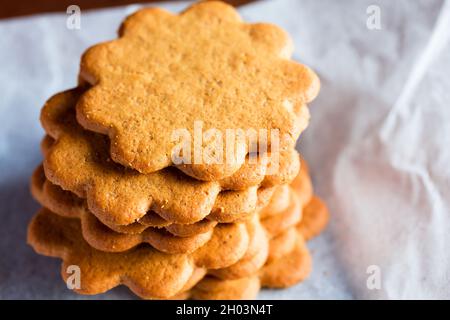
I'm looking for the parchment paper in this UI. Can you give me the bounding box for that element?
[0,0,449,299]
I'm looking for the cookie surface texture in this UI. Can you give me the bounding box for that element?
[77,1,319,178]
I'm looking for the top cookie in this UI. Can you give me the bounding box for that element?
[77,1,319,179]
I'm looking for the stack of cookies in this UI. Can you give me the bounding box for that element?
[28,1,329,299]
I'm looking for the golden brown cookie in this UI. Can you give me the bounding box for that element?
[32,163,274,241]
[41,89,298,226]
[28,179,327,299]
[31,167,254,255]
[76,1,318,179]
[205,186,275,223]
[260,187,302,239]
[209,215,269,280]
[176,268,207,296]
[265,227,297,264]
[32,165,219,237]
[290,156,329,240]
[262,147,303,188]
[259,184,290,219]
[150,268,207,300]
[259,232,311,288]
[79,210,212,254]
[164,220,217,238]
[195,229,312,299]
[43,131,298,194]
[29,150,326,299]
[27,208,254,299]
[297,196,329,241]
[290,155,313,206]
[159,201,322,300]
[187,226,313,299]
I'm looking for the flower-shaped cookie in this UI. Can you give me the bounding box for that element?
[30,164,298,254]
[28,153,328,299]
[27,208,261,299]
[77,1,319,179]
[41,89,305,226]
[31,164,219,237]
[28,205,316,299]
[190,230,312,299]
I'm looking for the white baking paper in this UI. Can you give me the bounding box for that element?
[0,0,449,299]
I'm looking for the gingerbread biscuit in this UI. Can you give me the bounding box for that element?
[42,131,300,193]
[164,194,326,296]
[198,162,326,295]
[28,154,326,299]
[31,166,254,254]
[27,208,259,299]
[259,232,311,288]
[164,220,217,238]
[290,156,313,206]
[206,186,275,223]
[31,166,171,235]
[149,268,208,300]
[187,226,313,299]
[32,165,201,228]
[167,207,320,300]
[297,196,329,241]
[30,161,308,255]
[265,227,297,264]
[259,184,290,219]
[28,185,327,299]
[290,156,329,240]
[76,1,319,179]
[41,89,297,226]
[32,153,323,254]
[262,147,303,188]
[260,187,302,239]
[198,224,313,298]
[219,150,299,190]
[259,158,326,287]
[79,211,213,254]
[32,163,274,241]
[155,268,207,300]
[209,215,269,280]
[32,165,220,237]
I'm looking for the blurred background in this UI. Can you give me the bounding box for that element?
[0,0,449,299]
[0,0,252,18]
